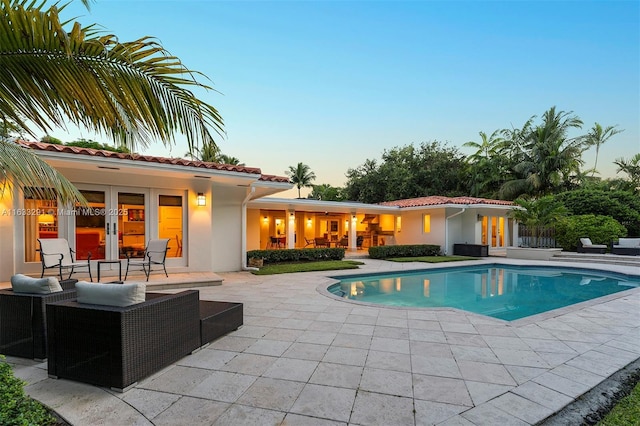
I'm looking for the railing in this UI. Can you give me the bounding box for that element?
[518,224,557,248]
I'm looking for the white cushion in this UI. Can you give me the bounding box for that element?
[10,274,63,294]
[76,281,146,307]
[619,238,640,247]
[580,238,592,246]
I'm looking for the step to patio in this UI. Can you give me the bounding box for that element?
[550,252,640,268]
[127,272,224,290]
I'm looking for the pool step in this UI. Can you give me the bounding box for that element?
[550,252,640,268]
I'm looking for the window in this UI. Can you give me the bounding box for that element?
[423,214,431,233]
[158,195,183,258]
[23,188,58,262]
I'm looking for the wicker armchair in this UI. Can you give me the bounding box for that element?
[0,280,77,360]
[47,290,201,391]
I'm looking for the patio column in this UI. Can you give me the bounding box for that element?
[287,210,295,249]
[348,213,357,251]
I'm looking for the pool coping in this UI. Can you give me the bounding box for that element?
[316,258,640,326]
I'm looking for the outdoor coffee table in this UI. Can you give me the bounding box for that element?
[199,301,243,346]
[96,260,122,283]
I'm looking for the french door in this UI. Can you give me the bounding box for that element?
[75,186,148,265]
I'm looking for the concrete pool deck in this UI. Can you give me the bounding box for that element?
[7,258,640,425]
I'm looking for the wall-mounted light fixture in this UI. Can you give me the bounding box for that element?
[263,216,268,224]
[307,218,312,227]
[352,215,356,220]
[196,192,206,206]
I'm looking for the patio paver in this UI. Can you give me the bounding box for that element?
[7,257,640,425]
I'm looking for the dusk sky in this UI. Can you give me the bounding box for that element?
[53,0,639,198]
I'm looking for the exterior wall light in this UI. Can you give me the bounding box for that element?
[196,192,206,206]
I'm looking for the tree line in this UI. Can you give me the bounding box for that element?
[302,106,637,203]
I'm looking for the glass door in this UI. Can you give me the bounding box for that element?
[115,191,147,259]
[75,190,107,261]
[74,187,147,266]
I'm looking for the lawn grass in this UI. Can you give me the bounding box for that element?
[251,260,364,275]
[386,255,478,263]
[597,381,640,425]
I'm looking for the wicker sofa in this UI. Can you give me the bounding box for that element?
[611,238,640,256]
[0,279,77,360]
[47,290,201,391]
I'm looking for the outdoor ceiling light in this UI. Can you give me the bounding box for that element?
[196,192,206,206]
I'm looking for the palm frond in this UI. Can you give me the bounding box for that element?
[0,139,87,204]
[0,0,224,152]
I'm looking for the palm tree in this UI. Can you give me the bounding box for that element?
[614,153,640,192]
[286,163,316,198]
[463,130,507,197]
[500,107,587,199]
[217,154,242,165]
[0,0,224,204]
[585,123,623,177]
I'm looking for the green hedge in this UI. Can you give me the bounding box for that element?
[247,248,345,264]
[555,214,627,251]
[368,244,441,259]
[0,357,55,425]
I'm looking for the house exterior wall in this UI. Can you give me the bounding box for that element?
[394,209,446,249]
[211,185,247,272]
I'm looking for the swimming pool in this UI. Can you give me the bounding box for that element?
[328,264,640,321]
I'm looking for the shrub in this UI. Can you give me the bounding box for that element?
[555,214,627,251]
[247,248,345,264]
[368,244,441,259]
[555,190,640,235]
[0,357,55,425]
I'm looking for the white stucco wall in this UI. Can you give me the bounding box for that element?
[211,185,246,272]
[394,209,446,249]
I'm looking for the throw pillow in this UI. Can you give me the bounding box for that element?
[76,281,146,307]
[10,274,63,294]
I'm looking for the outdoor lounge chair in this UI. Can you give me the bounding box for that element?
[47,289,201,391]
[577,238,607,254]
[38,238,92,282]
[124,238,170,281]
[0,277,77,360]
[610,238,640,256]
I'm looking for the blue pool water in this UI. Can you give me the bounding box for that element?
[328,264,640,321]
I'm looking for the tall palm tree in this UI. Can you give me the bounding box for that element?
[286,163,316,198]
[0,0,224,204]
[585,123,623,177]
[500,107,587,199]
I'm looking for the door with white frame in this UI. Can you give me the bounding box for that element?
[72,186,149,272]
